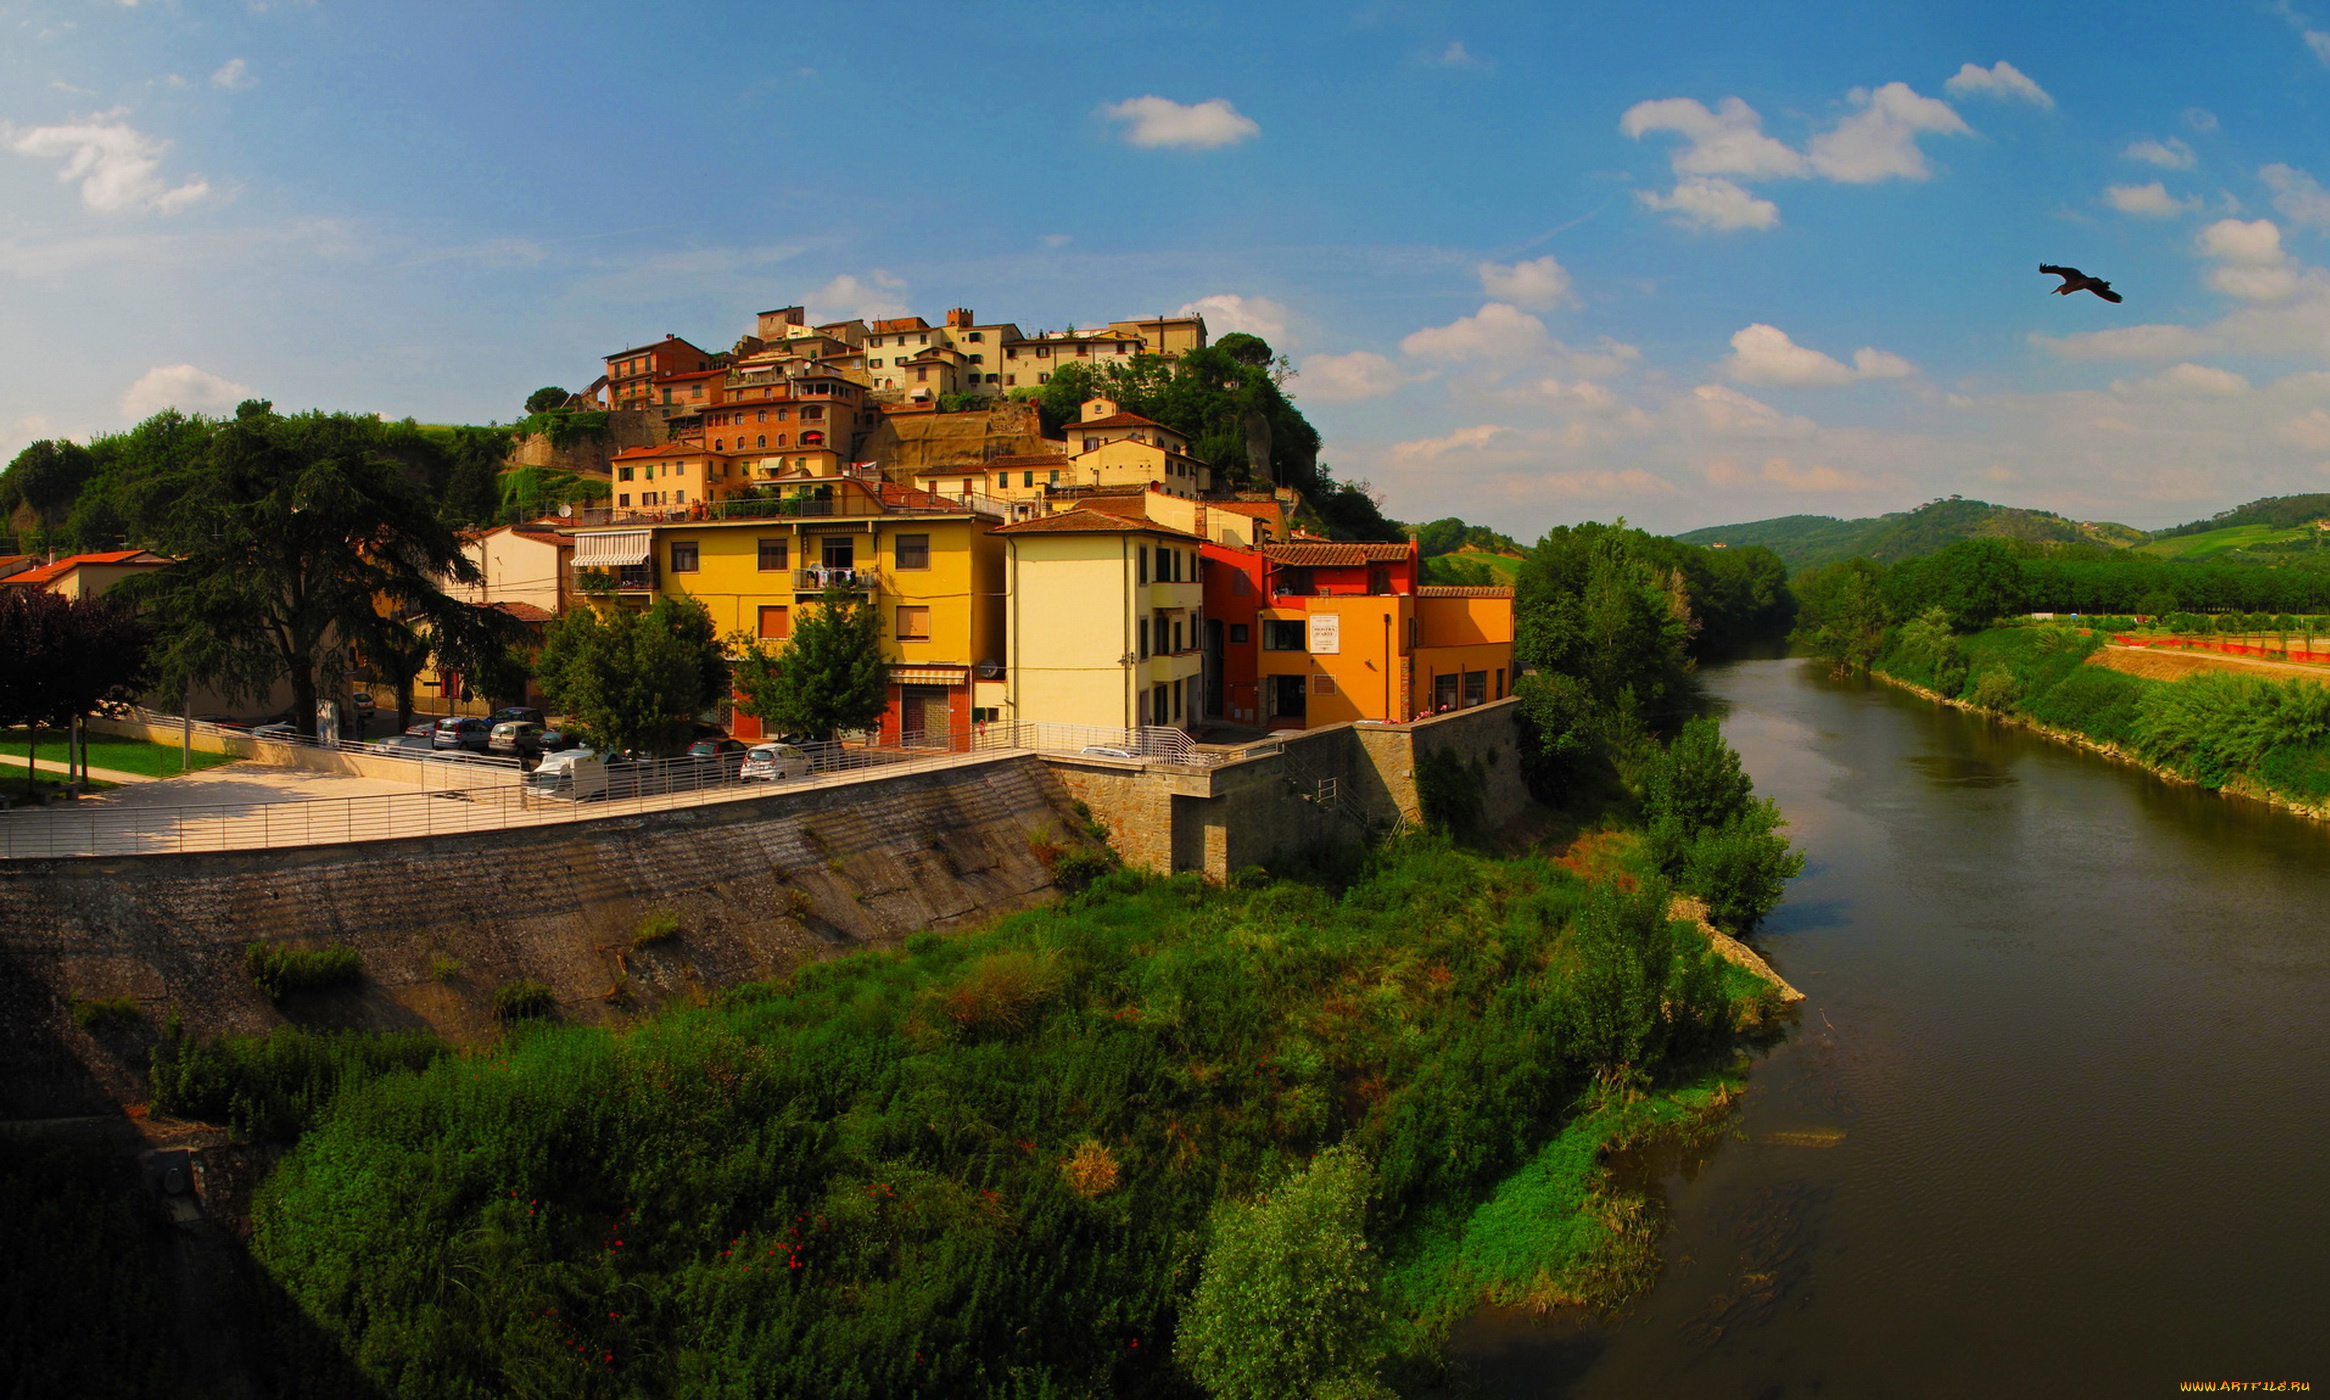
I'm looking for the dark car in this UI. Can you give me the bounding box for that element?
[433,716,492,751]
[687,738,750,777]
[490,706,547,728]
[536,727,578,753]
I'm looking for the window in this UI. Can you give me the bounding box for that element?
[969,353,984,364]
[1172,679,1183,719]
[1038,373,1050,384]
[801,405,821,420]
[670,541,700,573]
[1369,567,1390,596]
[896,605,930,640]
[802,432,825,448]
[1023,471,1035,488]
[894,533,930,570]
[1229,623,1250,644]
[967,331,984,342]
[1464,671,1488,707]
[1172,619,1183,653]
[756,410,767,423]
[618,466,635,481]
[821,536,854,570]
[1495,667,1506,699]
[915,367,928,383]
[1137,547,1149,585]
[757,605,790,639]
[1138,618,1150,659]
[1048,469,1059,483]
[757,538,789,571]
[1005,374,1017,386]
[1083,437,1099,452]
[618,493,631,507]
[757,435,767,448]
[1152,684,1169,725]
[714,439,724,452]
[1037,345,1051,359]
[1263,619,1307,651]
[1269,674,1307,720]
[674,490,686,504]
[776,435,788,447]
[870,358,883,368]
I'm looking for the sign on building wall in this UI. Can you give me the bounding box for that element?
[1308,613,1340,655]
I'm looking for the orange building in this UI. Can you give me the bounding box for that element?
[602,335,715,410]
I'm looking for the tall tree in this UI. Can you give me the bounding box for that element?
[0,440,97,545]
[729,585,889,741]
[114,401,512,737]
[0,590,151,786]
[1511,523,1697,768]
[534,595,729,755]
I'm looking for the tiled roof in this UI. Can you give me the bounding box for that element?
[0,556,30,577]
[1207,499,1283,518]
[611,443,723,460]
[1264,542,1414,567]
[1075,412,1172,432]
[485,601,557,623]
[991,508,1200,539]
[1416,585,1515,599]
[5,550,170,586]
[870,317,932,333]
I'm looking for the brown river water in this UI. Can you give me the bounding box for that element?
[1449,658,2330,1397]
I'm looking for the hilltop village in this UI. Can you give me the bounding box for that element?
[488,301,1515,742]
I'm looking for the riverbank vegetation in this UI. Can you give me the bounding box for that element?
[127,835,1780,1399]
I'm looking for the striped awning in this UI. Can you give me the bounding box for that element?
[573,530,652,567]
[890,666,968,686]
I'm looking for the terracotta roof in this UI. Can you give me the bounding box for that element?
[990,508,1201,540]
[5,549,171,586]
[1207,499,1284,519]
[876,482,968,511]
[1264,542,1415,567]
[1074,412,1173,433]
[484,601,557,623]
[1415,585,1515,599]
[983,452,1073,468]
[604,334,707,360]
[0,555,33,578]
[611,443,728,461]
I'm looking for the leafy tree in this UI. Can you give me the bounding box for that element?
[1680,817,1805,935]
[729,585,889,741]
[1791,558,1889,673]
[1638,718,1803,934]
[0,440,97,544]
[534,595,728,755]
[1512,524,1696,771]
[1563,876,1693,1081]
[1895,606,1969,695]
[113,401,514,736]
[1306,467,1404,543]
[435,425,512,528]
[0,590,151,785]
[1176,1146,1391,1400]
[523,386,571,415]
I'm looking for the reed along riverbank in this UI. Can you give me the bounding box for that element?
[1870,623,2330,819]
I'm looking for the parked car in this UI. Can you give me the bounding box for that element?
[194,714,251,731]
[739,742,812,782]
[687,738,750,774]
[404,718,439,738]
[526,748,606,800]
[350,691,376,716]
[1079,745,1135,760]
[490,706,546,728]
[535,727,578,753]
[489,721,548,756]
[250,721,301,740]
[433,716,492,751]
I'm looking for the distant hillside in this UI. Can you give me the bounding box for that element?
[1675,499,2142,570]
[2152,493,2330,540]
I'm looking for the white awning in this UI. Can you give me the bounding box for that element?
[573,530,652,567]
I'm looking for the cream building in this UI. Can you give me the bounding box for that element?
[992,509,1208,732]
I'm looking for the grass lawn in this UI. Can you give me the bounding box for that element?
[2135,523,2315,560]
[0,762,119,801]
[0,727,239,779]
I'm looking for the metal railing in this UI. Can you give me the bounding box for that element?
[0,721,1285,860]
[113,707,524,776]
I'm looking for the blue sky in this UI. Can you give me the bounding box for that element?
[11,1,2330,535]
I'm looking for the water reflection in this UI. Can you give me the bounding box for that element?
[1448,658,2330,1397]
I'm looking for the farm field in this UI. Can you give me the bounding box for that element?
[2134,523,2319,560]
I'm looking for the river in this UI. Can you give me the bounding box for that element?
[1450,657,2330,1397]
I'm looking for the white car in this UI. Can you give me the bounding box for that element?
[250,721,300,739]
[739,743,813,782]
[1079,745,1135,760]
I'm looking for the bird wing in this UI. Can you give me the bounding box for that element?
[2095,287,2124,303]
[2039,264,2080,280]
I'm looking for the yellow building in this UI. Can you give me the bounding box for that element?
[992,509,1208,732]
[569,479,1009,744]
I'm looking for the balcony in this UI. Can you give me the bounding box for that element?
[794,566,881,593]
[607,562,658,592]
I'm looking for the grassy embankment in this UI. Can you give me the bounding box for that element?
[1876,625,2330,809]
[115,835,1783,1398]
[0,726,240,779]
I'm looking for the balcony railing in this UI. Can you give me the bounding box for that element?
[567,492,998,529]
[795,566,881,592]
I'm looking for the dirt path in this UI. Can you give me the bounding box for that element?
[2092,644,2330,684]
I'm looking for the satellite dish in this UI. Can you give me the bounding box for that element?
[976,658,1002,679]
[558,503,573,518]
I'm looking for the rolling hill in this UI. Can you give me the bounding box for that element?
[1674,499,2144,571]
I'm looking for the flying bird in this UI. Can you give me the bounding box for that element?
[2040,264,2122,303]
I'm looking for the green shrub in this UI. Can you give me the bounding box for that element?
[428,955,464,982]
[1051,847,1116,894]
[2020,664,2148,746]
[490,980,556,1022]
[1968,663,2021,713]
[631,910,682,948]
[1682,810,1807,935]
[69,996,142,1031]
[1177,1146,1390,1400]
[242,943,362,1002]
[149,1026,445,1139]
[1415,746,1487,837]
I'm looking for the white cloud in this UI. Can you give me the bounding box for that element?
[1689,383,1819,439]
[2034,323,2216,361]
[1475,255,1573,309]
[2124,137,2197,170]
[1038,233,1071,249]
[210,57,254,90]
[1636,176,1780,232]
[1389,424,1509,463]
[1100,96,1259,150]
[1806,82,1972,183]
[1706,456,1882,492]
[1722,323,1914,386]
[1400,302,1549,361]
[1432,41,1477,66]
[1943,61,2053,108]
[2105,182,2198,217]
[2262,163,2330,229]
[2198,218,2297,302]
[1297,351,1415,401]
[3,111,209,213]
[2310,29,2330,63]
[1620,96,1807,178]
[809,270,908,321]
[1176,293,1290,344]
[2112,363,2253,396]
[120,364,249,417]
[2186,107,2219,132]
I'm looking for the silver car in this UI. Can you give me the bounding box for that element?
[738,743,812,782]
